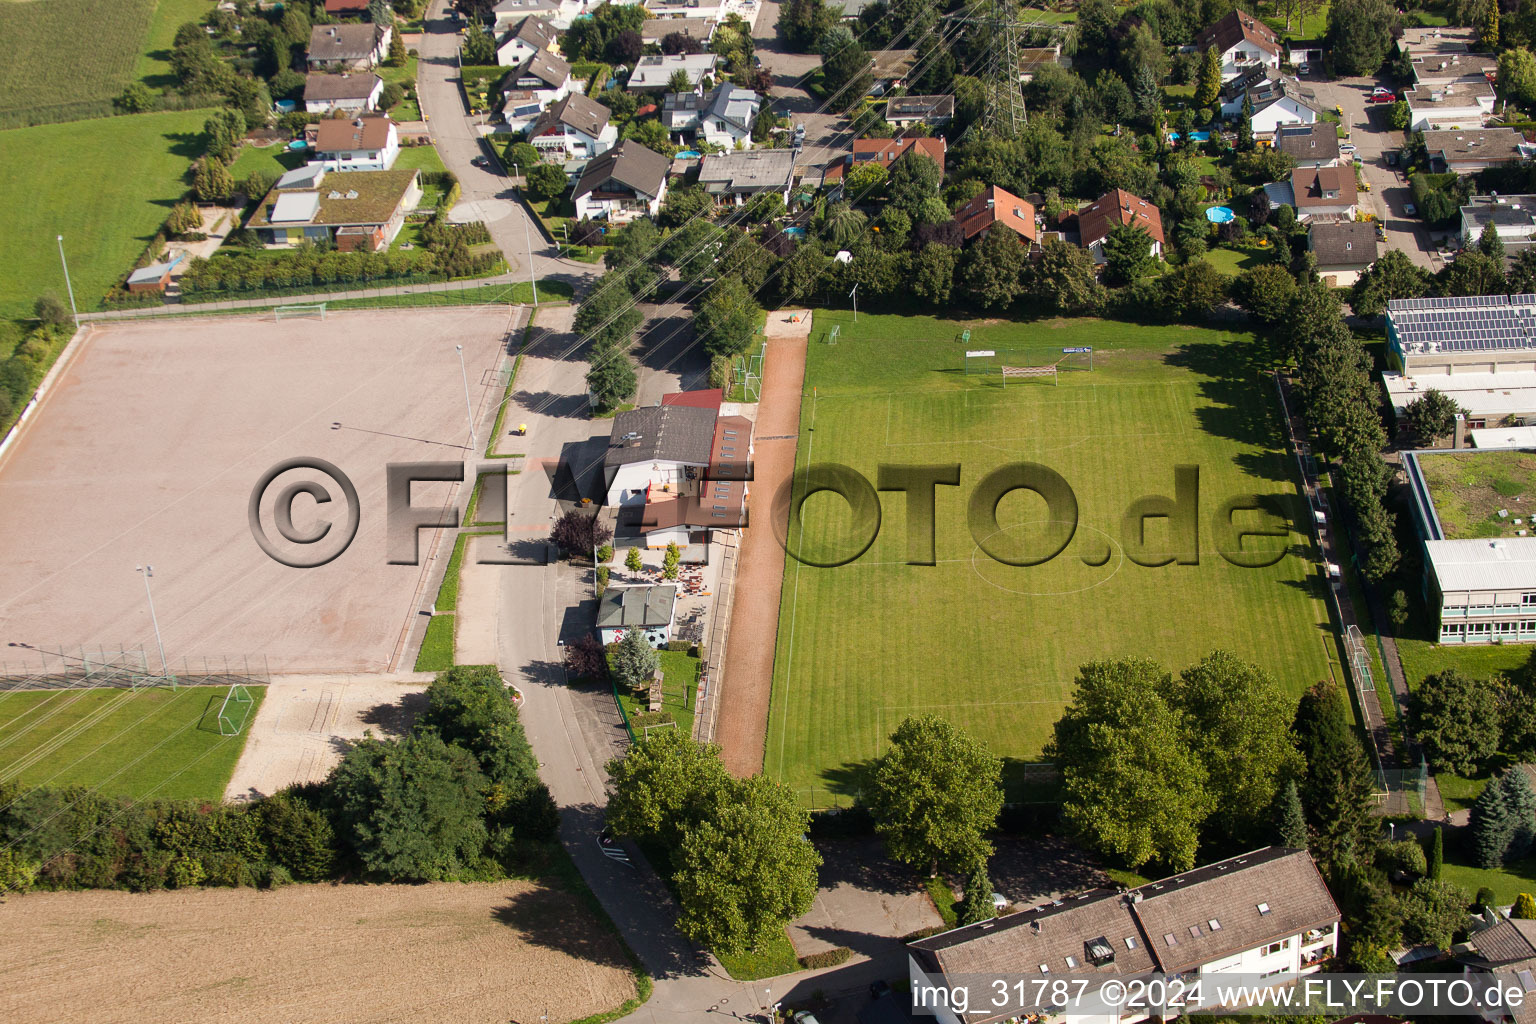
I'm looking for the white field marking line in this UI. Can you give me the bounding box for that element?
[882,700,1077,710]
[967,529,1128,598]
[775,388,814,782]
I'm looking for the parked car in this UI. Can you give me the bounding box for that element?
[472,156,488,168]
[991,892,1009,910]
[1404,202,1417,216]
[1298,62,1311,74]
[791,1013,822,1024]
[869,980,892,999]
[1339,142,1357,155]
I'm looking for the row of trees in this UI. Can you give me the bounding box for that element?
[0,667,556,894]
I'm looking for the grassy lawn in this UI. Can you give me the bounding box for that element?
[436,531,499,612]
[1205,247,1267,276]
[323,278,574,311]
[416,615,456,672]
[0,685,265,802]
[396,144,448,173]
[765,312,1334,805]
[615,651,702,736]
[0,108,213,318]
[228,140,305,183]
[136,0,217,90]
[0,0,159,126]
[714,928,801,980]
[1443,854,1536,905]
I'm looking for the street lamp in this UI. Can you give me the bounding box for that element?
[133,565,168,676]
[513,163,539,307]
[455,345,478,455]
[56,235,79,330]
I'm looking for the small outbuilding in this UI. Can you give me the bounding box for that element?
[596,584,679,647]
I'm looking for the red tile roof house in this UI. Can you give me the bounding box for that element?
[1197,8,1282,82]
[848,135,946,171]
[1077,188,1164,265]
[954,185,1038,246]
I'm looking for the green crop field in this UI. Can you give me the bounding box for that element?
[0,685,265,802]
[0,0,162,127]
[0,108,213,318]
[136,0,218,89]
[765,312,1338,806]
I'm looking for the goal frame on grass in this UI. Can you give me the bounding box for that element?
[217,683,255,736]
[273,302,327,322]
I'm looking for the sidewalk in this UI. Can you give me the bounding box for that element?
[79,273,526,321]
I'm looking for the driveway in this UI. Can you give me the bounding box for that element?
[1305,75,1443,271]
[787,839,942,959]
[416,0,599,294]
[752,0,847,167]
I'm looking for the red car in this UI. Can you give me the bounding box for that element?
[1370,88,1396,103]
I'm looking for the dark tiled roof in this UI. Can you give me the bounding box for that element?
[509,14,557,50]
[605,403,718,468]
[885,94,955,120]
[517,50,572,89]
[304,72,382,101]
[531,92,612,140]
[1274,123,1339,162]
[308,23,382,62]
[1197,8,1281,57]
[1310,220,1379,266]
[575,139,671,201]
[1292,165,1358,206]
[1463,918,1536,968]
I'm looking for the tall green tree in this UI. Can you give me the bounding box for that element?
[1028,238,1101,312]
[1195,46,1222,109]
[673,774,821,954]
[1479,221,1507,261]
[1403,389,1463,445]
[695,277,759,358]
[887,148,943,218]
[586,344,638,412]
[777,0,837,51]
[1350,249,1429,318]
[326,733,489,882]
[1499,49,1536,107]
[1429,824,1444,879]
[864,715,1004,875]
[575,272,644,350]
[604,729,734,849]
[1235,264,1300,326]
[818,25,872,109]
[957,860,997,925]
[1414,668,1501,776]
[1293,680,1377,871]
[1401,877,1469,948]
[1326,0,1400,74]
[1167,652,1304,843]
[960,225,1030,309]
[612,627,660,694]
[1471,773,1515,869]
[1276,779,1309,848]
[1049,658,1214,870]
[1103,222,1155,285]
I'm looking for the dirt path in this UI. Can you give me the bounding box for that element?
[716,310,811,777]
[0,880,636,1024]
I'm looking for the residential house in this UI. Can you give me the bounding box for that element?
[595,584,678,646]
[836,0,878,20]
[492,0,580,32]
[247,168,422,251]
[640,17,715,46]
[1218,67,1320,136]
[626,52,719,92]
[527,92,617,159]
[507,51,574,105]
[909,847,1340,1024]
[126,255,184,294]
[307,23,391,70]
[501,90,546,132]
[1397,25,1479,61]
[1017,42,1066,83]
[303,72,384,114]
[495,15,559,67]
[868,49,917,94]
[1382,295,1536,429]
[1077,188,1164,264]
[309,116,399,171]
[607,389,754,549]
[1411,51,1499,88]
[954,185,1037,245]
[1287,38,1326,66]
[1454,912,1536,1015]
[645,0,725,20]
[1462,195,1536,253]
[573,139,671,222]
[1273,122,1339,168]
[1425,129,1532,174]
[1406,76,1496,131]
[884,94,954,130]
[849,135,946,171]
[1196,8,1282,81]
[1291,165,1357,221]
[662,85,760,148]
[1308,221,1378,287]
[698,149,795,205]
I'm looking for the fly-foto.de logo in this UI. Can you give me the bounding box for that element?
[768,463,1295,570]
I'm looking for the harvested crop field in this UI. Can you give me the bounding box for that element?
[0,880,636,1024]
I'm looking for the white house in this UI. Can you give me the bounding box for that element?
[1406,76,1496,130]
[505,50,574,107]
[303,72,383,114]
[661,85,760,148]
[573,139,671,223]
[495,14,559,67]
[1308,220,1378,287]
[492,0,581,32]
[308,116,400,172]
[627,52,719,92]
[603,400,719,507]
[307,23,391,70]
[644,0,725,21]
[1462,195,1536,253]
[1218,68,1320,137]
[697,149,795,206]
[595,584,678,647]
[1196,8,1282,82]
[1273,122,1339,168]
[1291,165,1357,222]
[527,93,618,159]
[909,847,1340,1024]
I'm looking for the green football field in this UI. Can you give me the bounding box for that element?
[0,685,264,802]
[764,312,1339,806]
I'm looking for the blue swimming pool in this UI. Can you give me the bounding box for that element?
[675,150,701,159]
[783,227,807,238]
[288,140,308,151]
[1206,206,1236,223]
[1167,130,1212,142]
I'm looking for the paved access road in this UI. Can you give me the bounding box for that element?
[1304,74,1444,271]
[751,0,848,169]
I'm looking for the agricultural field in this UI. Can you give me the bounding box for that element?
[765,313,1336,804]
[135,0,218,89]
[0,0,158,127]
[0,685,265,802]
[0,108,214,318]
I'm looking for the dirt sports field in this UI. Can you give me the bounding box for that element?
[0,308,526,674]
[0,880,636,1024]
[715,310,810,776]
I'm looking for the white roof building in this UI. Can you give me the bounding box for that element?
[627,52,720,91]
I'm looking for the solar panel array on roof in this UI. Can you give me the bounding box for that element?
[1387,294,1536,354]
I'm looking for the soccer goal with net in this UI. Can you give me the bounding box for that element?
[217,683,255,736]
[273,302,327,322]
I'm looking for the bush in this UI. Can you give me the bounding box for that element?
[797,947,852,970]
[597,544,614,563]
[665,640,692,652]
[596,565,609,594]
[33,294,71,327]
[1378,838,1428,879]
